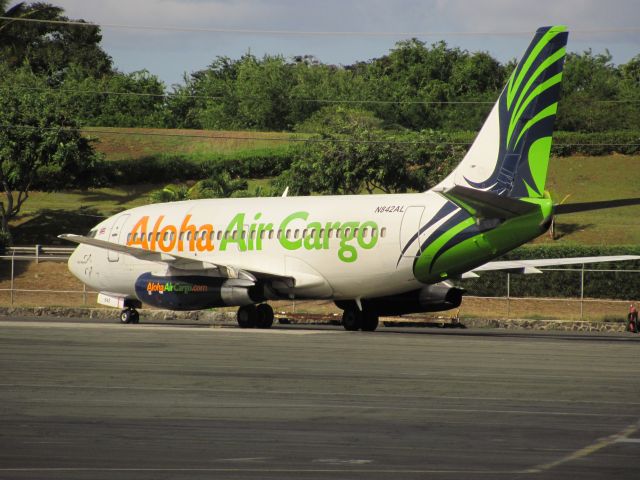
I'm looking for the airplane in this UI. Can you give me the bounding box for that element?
[62,26,640,331]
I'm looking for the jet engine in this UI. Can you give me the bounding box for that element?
[338,283,464,317]
[134,273,265,310]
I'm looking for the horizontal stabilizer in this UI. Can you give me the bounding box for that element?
[554,197,640,215]
[437,185,539,219]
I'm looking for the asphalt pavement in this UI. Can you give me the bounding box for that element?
[1,319,639,479]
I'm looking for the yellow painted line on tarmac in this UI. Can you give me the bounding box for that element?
[0,320,330,335]
[524,419,640,474]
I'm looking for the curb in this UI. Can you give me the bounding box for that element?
[0,307,632,332]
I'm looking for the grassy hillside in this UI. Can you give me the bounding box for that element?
[544,154,640,245]
[7,128,640,246]
[85,127,299,161]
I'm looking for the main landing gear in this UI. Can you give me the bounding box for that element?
[120,307,140,324]
[237,303,274,329]
[342,306,379,332]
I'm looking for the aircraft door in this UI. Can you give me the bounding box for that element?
[399,206,424,258]
[108,214,130,262]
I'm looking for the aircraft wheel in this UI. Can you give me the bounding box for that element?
[255,304,274,329]
[237,304,257,328]
[342,308,362,331]
[120,308,134,324]
[130,309,140,324]
[361,311,379,332]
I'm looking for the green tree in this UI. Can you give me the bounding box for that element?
[556,50,623,131]
[275,109,465,195]
[148,167,249,203]
[0,66,104,234]
[0,1,112,80]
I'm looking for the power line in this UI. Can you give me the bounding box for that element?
[2,16,639,37]
[10,87,497,105]
[10,86,640,105]
[1,124,639,149]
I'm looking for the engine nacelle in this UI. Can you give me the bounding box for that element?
[339,283,464,317]
[134,273,264,310]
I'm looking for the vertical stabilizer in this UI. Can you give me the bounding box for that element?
[438,26,568,198]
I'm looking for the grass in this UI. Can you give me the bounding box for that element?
[543,154,640,245]
[85,127,301,161]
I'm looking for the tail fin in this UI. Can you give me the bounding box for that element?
[439,26,568,198]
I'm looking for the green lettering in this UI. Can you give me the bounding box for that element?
[279,211,308,250]
[338,221,359,263]
[357,221,379,249]
[220,213,247,252]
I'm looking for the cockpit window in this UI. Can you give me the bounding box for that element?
[87,229,98,238]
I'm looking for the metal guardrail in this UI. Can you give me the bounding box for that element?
[1,245,75,263]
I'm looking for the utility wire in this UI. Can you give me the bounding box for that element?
[11,86,640,105]
[1,124,639,148]
[2,16,640,37]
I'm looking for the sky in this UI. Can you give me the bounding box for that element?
[50,0,640,88]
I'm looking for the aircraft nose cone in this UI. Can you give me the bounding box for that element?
[67,245,89,282]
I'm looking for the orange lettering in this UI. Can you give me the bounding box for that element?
[128,216,150,249]
[196,224,215,252]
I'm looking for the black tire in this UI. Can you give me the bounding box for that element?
[130,310,140,324]
[120,309,132,324]
[237,304,257,328]
[255,304,274,329]
[361,311,379,332]
[342,308,362,331]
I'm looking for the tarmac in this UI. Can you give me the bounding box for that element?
[1,318,639,479]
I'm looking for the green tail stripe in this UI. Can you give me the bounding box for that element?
[514,102,558,149]
[422,217,476,270]
[508,72,563,147]
[507,27,566,110]
[511,47,566,117]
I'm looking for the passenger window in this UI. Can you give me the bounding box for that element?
[286,230,291,239]
[268,230,274,240]
[241,231,246,239]
[294,229,300,239]
[232,231,238,240]
[362,228,368,238]
[371,227,377,237]
[381,227,387,238]
[251,231,256,240]
[217,231,222,241]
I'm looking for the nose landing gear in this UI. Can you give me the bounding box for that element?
[120,308,140,324]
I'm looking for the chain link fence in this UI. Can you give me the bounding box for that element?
[1,246,638,321]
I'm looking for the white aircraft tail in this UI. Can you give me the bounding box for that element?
[438,26,569,199]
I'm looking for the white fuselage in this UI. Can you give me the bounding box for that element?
[69,190,457,302]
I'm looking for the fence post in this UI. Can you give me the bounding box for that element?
[10,250,15,306]
[35,244,40,264]
[580,264,585,321]
[506,273,511,319]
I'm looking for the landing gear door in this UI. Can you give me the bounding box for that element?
[399,206,424,258]
[108,214,130,262]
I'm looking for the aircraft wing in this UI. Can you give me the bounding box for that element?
[59,234,294,286]
[471,255,640,275]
